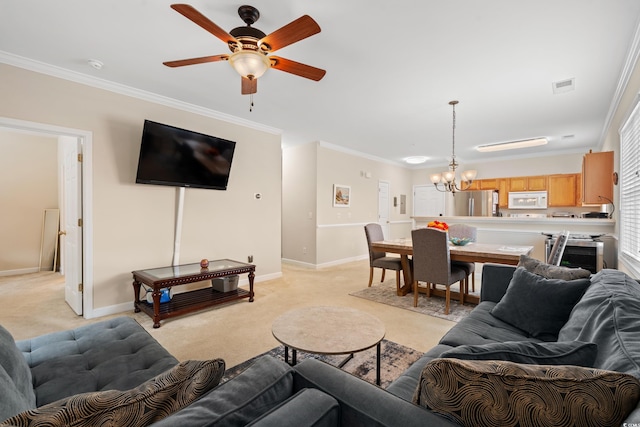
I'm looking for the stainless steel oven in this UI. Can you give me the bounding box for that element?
[545,236,604,273]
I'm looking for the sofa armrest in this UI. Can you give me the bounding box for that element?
[246,388,339,427]
[480,264,516,303]
[292,358,458,427]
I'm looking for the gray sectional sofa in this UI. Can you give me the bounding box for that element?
[2,265,640,426]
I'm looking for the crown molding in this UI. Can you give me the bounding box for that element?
[599,14,640,147]
[0,50,282,136]
[316,140,409,168]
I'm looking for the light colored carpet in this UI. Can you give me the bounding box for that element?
[0,260,457,368]
[350,281,477,323]
[223,339,423,389]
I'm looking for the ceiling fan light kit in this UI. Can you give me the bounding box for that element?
[431,100,477,193]
[476,137,548,152]
[229,50,270,79]
[163,4,325,109]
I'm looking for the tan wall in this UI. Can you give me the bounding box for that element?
[315,144,413,265]
[282,142,414,266]
[0,64,282,312]
[0,130,58,272]
[282,143,317,264]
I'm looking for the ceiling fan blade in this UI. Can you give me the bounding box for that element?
[259,15,320,53]
[241,77,257,95]
[163,54,228,68]
[170,4,238,45]
[270,56,326,81]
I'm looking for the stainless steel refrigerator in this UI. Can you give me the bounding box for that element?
[452,190,499,216]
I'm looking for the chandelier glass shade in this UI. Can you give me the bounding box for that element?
[430,100,477,193]
[229,50,270,79]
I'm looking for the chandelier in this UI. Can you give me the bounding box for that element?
[430,100,477,193]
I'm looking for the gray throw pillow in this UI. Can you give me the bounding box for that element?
[518,254,591,280]
[440,341,598,367]
[491,267,591,341]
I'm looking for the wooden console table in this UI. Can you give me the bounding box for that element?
[132,259,255,328]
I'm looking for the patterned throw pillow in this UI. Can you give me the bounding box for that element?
[413,358,640,427]
[0,359,225,427]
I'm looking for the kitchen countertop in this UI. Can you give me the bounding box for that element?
[412,216,614,226]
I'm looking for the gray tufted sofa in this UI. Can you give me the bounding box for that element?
[0,317,179,421]
[387,265,640,425]
[0,316,444,426]
[3,266,640,426]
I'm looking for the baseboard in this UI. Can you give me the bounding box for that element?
[0,267,40,277]
[85,270,284,320]
[282,255,368,269]
[281,258,319,269]
[316,254,368,269]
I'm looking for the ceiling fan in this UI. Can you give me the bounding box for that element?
[163,4,326,97]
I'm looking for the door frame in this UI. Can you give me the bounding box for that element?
[0,116,94,319]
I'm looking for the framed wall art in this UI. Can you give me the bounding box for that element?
[333,184,351,207]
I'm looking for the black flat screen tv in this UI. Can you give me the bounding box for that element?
[135,120,236,190]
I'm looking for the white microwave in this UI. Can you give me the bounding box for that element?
[508,191,548,209]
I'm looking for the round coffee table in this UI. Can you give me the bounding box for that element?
[271,306,386,385]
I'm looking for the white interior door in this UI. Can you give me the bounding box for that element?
[60,136,83,315]
[378,181,390,238]
[413,185,446,217]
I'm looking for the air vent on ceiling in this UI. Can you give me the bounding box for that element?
[552,78,575,94]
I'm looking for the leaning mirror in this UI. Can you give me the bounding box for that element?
[39,208,59,272]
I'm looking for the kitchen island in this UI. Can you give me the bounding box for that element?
[411,216,616,268]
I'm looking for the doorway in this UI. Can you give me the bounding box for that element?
[0,117,93,318]
[378,180,390,238]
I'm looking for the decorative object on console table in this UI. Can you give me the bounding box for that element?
[132,259,255,328]
[200,258,209,268]
[212,275,239,292]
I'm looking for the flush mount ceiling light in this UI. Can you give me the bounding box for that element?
[476,137,548,153]
[405,156,428,165]
[430,100,477,193]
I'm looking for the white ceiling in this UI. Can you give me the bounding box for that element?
[2,1,640,168]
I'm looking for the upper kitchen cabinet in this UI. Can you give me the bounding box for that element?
[479,178,499,189]
[508,175,547,192]
[463,178,508,207]
[548,174,579,207]
[465,180,480,190]
[498,180,508,207]
[582,151,614,204]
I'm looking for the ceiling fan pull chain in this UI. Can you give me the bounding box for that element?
[249,93,254,112]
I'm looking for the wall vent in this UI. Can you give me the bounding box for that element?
[552,78,575,94]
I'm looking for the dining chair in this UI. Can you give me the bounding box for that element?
[411,227,468,315]
[547,230,570,266]
[448,224,478,292]
[364,223,404,292]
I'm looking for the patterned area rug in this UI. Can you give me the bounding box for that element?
[350,281,476,323]
[222,339,423,389]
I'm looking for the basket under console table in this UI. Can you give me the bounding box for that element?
[132,259,255,328]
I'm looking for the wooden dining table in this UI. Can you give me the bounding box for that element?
[370,239,533,303]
